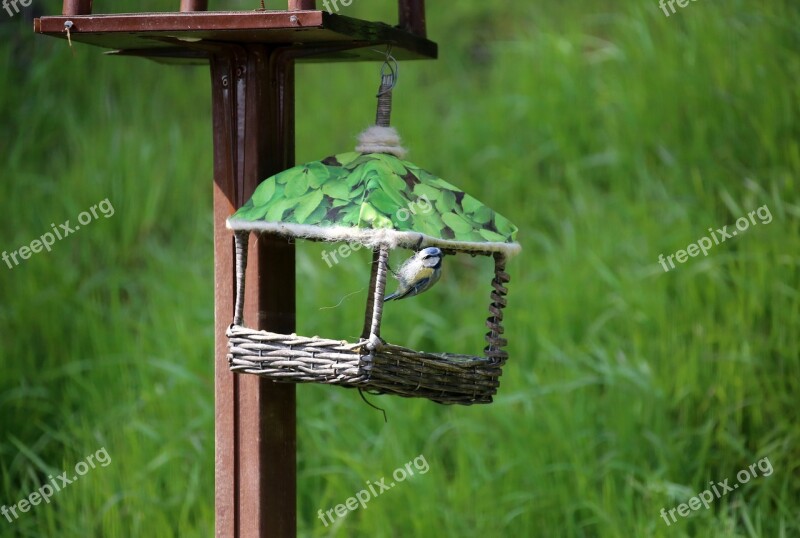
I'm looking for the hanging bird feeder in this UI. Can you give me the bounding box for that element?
[226,55,520,405]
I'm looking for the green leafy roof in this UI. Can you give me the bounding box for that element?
[227,151,520,256]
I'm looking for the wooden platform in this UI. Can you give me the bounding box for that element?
[34,10,438,63]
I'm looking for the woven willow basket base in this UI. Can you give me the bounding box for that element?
[227,325,504,405]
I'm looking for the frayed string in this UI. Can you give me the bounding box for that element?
[358,388,387,423]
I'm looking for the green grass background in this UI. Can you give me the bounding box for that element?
[1,0,799,536]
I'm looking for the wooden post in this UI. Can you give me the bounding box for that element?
[288,0,316,9]
[62,0,92,16]
[180,0,208,12]
[212,45,297,538]
[398,0,426,37]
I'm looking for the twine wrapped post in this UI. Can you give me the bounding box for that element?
[367,247,390,340]
[233,231,249,327]
[360,68,394,339]
[484,253,510,362]
[361,249,380,340]
[375,73,394,127]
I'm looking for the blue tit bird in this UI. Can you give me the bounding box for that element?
[384,247,444,302]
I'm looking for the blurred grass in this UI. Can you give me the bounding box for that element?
[1,0,799,536]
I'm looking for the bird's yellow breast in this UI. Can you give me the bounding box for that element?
[411,266,435,283]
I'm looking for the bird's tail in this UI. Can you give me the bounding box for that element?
[384,292,398,302]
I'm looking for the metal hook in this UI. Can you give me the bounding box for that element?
[372,46,398,96]
[64,20,74,49]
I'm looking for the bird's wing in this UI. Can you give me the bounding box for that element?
[406,277,434,296]
[385,276,432,302]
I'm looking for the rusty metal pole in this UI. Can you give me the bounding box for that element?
[212,45,297,538]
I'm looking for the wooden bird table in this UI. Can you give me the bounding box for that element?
[35,1,436,536]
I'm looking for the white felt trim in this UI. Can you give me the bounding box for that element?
[226,219,521,258]
[355,126,407,158]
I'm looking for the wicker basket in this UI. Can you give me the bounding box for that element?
[226,232,511,405]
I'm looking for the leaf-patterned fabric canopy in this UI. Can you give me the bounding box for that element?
[227,151,520,257]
